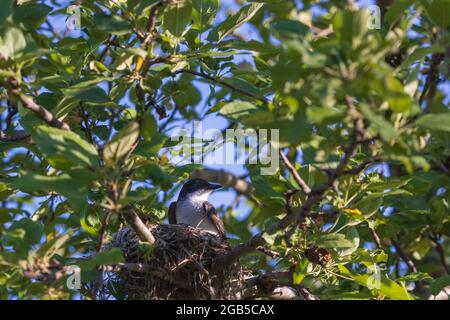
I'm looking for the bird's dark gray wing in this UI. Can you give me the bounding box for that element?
[203,201,226,239]
[168,202,177,224]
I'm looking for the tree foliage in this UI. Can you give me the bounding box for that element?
[0,0,449,300]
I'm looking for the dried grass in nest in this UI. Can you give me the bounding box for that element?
[102,224,245,300]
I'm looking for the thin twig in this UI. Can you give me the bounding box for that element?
[430,234,450,275]
[140,1,165,78]
[419,43,444,111]
[391,239,417,273]
[279,150,311,194]
[176,69,269,103]
[256,246,280,259]
[91,211,112,299]
[285,189,298,215]
[370,228,383,250]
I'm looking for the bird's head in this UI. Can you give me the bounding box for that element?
[178,178,222,202]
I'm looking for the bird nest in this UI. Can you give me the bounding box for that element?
[101,224,245,299]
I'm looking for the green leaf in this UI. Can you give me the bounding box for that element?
[120,108,137,121]
[227,39,279,54]
[141,113,157,140]
[430,275,450,296]
[251,175,284,201]
[384,0,414,27]
[350,195,382,220]
[293,259,309,285]
[360,103,396,141]
[80,205,100,236]
[36,231,73,264]
[163,1,193,37]
[396,272,432,283]
[288,109,312,144]
[0,27,26,59]
[1,228,25,249]
[192,0,218,29]
[306,107,344,126]
[415,113,450,132]
[32,126,99,170]
[219,100,258,120]
[366,178,412,191]
[316,233,356,249]
[103,121,140,166]
[240,110,275,126]
[271,19,309,38]
[328,290,375,300]
[9,172,89,211]
[77,248,124,271]
[402,44,445,67]
[13,2,52,29]
[214,3,264,42]
[62,84,110,104]
[121,187,156,204]
[384,76,413,113]
[338,264,412,300]
[339,226,360,256]
[429,196,447,229]
[134,163,171,188]
[94,13,132,35]
[420,0,450,27]
[136,132,168,156]
[333,9,370,49]
[20,218,43,246]
[354,249,388,266]
[0,0,12,24]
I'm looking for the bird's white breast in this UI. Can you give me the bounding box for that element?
[175,199,218,234]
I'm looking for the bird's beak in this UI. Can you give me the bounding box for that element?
[208,183,222,191]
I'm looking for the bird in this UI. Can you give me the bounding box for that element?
[168,178,226,238]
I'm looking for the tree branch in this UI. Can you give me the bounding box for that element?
[279,150,311,194]
[191,168,261,206]
[419,48,444,111]
[121,206,156,245]
[140,1,165,78]
[176,69,269,103]
[6,84,70,131]
[143,2,161,48]
[370,228,383,250]
[341,159,378,175]
[0,130,31,143]
[391,239,417,273]
[91,211,112,299]
[430,234,450,275]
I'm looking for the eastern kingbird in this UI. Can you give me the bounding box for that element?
[168,179,226,238]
